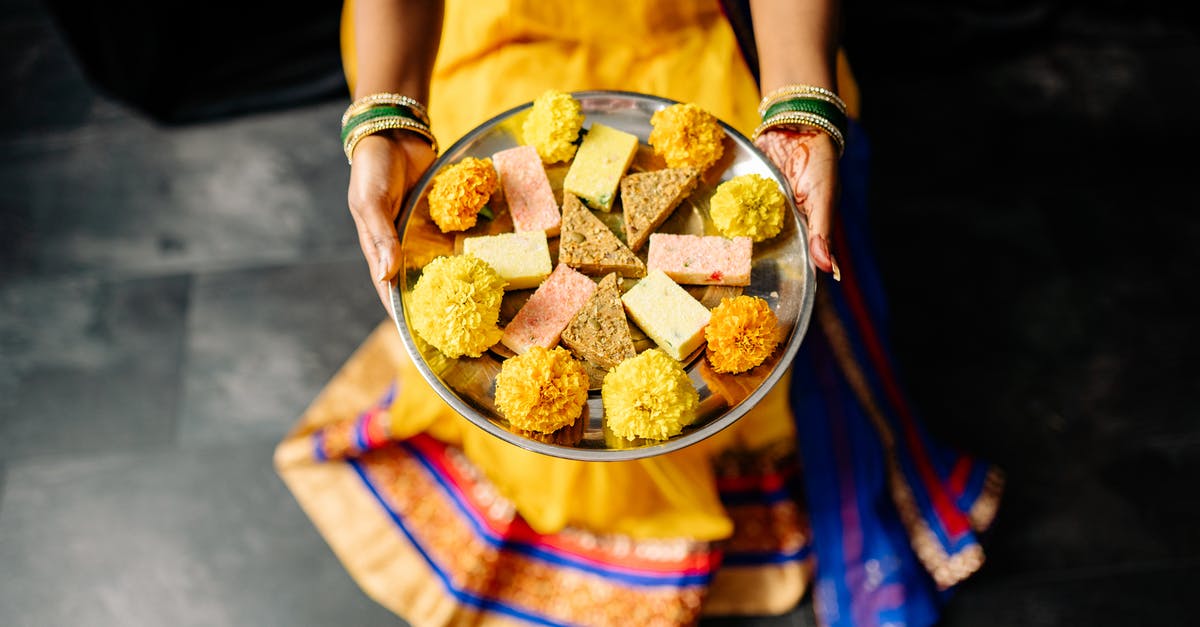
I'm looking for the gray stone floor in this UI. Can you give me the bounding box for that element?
[2,1,1197,626]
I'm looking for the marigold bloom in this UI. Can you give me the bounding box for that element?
[602,349,699,441]
[494,346,589,433]
[709,173,786,242]
[705,295,781,374]
[648,103,725,171]
[409,255,505,358]
[427,157,499,232]
[522,90,584,164]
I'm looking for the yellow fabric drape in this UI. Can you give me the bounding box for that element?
[334,0,861,542]
[341,0,860,143]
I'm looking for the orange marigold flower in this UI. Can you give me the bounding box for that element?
[648,103,725,172]
[427,157,499,232]
[705,295,781,374]
[494,346,589,433]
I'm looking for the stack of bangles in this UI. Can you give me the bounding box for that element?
[340,92,438,165]
[752,84,848,157]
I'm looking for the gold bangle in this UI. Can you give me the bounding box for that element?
[341,92,430,127]
[752,112,845,156]
[754,112,844,152]
[343,116,438,165]
[758,85,847,117]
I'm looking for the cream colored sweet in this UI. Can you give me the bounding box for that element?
[462,231,552,290]
[621,269,711,361]
[501,263,598,354]
[646,233,752,286]
[492,145,562,236]
[562,122,638,211]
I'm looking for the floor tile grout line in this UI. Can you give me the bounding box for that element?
[0,98,347,158]
[0,431,291,470]
[0,459,6,520]
[166,272,196,454]
[0,250,369,291]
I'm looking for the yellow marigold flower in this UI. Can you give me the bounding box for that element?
[705,295,781,374]
[427,157,499,232]
[709,173,786,242]
[648,103,725,171]
[602,349,699,441]
[494,346,589,433]
[522,90,584,163]
[409,255,505,358]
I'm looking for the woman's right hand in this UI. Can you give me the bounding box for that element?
[346,131,437,315]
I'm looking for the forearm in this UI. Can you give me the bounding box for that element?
[352,0,444,102]
[748,0,841,95]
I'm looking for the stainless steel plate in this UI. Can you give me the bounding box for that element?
[389,90,815,461]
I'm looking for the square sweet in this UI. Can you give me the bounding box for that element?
[462,230,552,290]
[501,263,598,354]
[563,122,639,211]
[646,233,752,286]
[621,269,711,361]
[492,145,561,236]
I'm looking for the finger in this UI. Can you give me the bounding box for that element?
[357,224,397,316]
[755,129,841,280]
[352,203,402,282]
[348,181,404,284]
[803,179,840,280]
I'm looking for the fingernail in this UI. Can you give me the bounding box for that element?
[814,236,829,259]
[814,235,841,281]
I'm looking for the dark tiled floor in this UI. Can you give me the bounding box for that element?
[1,1,1197,625]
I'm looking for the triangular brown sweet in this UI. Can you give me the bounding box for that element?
[559,193,646,277]
[621,166,700,252]
[561,273,637,370]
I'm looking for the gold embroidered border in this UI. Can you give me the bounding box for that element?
[722,502,808,556]
[359,449,709,626]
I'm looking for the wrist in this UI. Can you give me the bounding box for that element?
[753,85,848,156]
[341,92,438,165]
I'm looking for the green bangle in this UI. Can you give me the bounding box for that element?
[340,106,425,144]
[343,116,438,164]
[341,93,430,127]
[761,98,848,138]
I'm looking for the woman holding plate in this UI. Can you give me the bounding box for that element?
[273,1,1004,625]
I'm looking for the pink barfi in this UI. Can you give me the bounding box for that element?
[492,145,561,236]
[501,263,597,354]
[646,233,752,286]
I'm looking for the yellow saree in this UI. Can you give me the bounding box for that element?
[274,1,891,625]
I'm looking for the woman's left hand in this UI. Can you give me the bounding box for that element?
[755,127,841,279]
